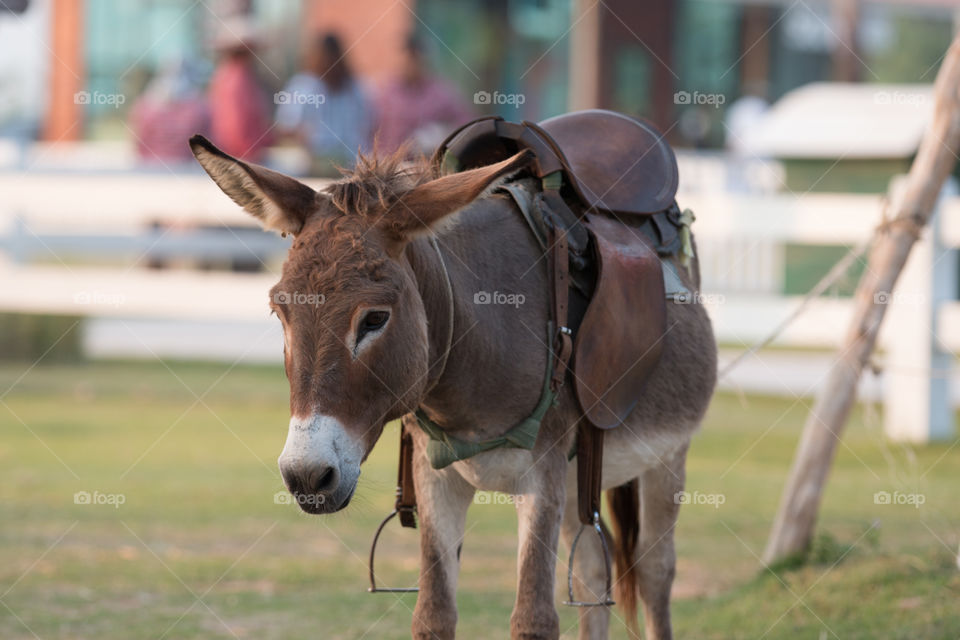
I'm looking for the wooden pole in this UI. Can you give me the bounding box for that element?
[830,0,860,83]
[43,0,85,142]
[568,0,601,111]
[762,33,960,565]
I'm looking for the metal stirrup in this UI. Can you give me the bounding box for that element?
[367,504,419,593]
[563,511,615,607]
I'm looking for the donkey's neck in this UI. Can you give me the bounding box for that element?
[405,234,456,394]
[405,195,551,439]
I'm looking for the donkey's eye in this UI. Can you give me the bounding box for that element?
[357,310,390,342]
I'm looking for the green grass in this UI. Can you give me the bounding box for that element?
[1,360,958,639]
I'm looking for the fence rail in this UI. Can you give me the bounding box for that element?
[0,169,956,442]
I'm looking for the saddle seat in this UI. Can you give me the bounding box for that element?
[433,111,683,431]
[433,109,679,216]
[538,110,678,215]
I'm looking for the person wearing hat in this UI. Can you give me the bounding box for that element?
[208,16,273,162]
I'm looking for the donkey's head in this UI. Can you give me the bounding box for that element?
[191,136,531,513]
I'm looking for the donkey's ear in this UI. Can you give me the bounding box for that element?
[189,135,320,236]
[384,149,535,241]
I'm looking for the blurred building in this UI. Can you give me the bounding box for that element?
[3,0,958,148]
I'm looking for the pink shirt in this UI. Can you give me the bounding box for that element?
[209,58,272,161]
[130,97,210,163]
[376,76,473,154]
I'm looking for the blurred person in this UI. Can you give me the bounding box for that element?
[129,58,210,164]
[724,83,769,154]
[208,17,273,162]
[276,32,375,173]
[724,83,771,192]
[376,35,473,155]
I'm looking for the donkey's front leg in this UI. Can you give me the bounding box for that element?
[410,429,475,640]
[511,449,566,640]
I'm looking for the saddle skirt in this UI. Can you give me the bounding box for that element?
[573,214,666,429]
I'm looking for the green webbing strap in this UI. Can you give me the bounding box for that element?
[415,322,557,469]
[500,181,548,252]
[661,259,691,301]
[542,170,563,192]
[678,208,696,274]
[441,150,461,175]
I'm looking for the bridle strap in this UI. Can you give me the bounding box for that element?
[395,235,455,529]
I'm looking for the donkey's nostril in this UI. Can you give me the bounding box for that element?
[281,467,305,495]
[311,465,338,494]
[280,461,339,499]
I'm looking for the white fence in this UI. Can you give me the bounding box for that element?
[0,169,956,443]
[683,184,958,444]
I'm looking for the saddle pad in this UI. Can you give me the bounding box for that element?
[573,213,666,429]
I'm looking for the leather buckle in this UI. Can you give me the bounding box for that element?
[551,330,573,393]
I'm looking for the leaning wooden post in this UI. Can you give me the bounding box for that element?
[762,33,960,565]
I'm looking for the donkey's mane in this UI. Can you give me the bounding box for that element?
[281,150,440,294]
[325,149,439,219]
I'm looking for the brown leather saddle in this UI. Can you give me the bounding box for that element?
[433,109,676,430]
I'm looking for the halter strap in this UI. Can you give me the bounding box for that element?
[425,234,455,395]
[388,235,455,531]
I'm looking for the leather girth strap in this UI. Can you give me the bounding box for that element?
[397,421,417,528]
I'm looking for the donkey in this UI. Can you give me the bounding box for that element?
[191,133,716,640]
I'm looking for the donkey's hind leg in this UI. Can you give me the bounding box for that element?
[560,465,611,640]
[635,443,688,640]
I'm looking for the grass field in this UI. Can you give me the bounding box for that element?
[1,359,958,639]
